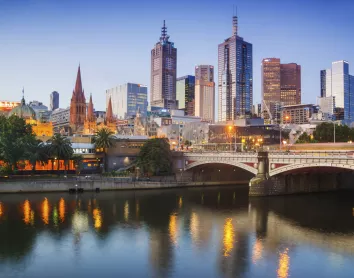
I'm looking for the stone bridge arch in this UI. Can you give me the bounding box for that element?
[185,160,258,175]
[269,163,354,177]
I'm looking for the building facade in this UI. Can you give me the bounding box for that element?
[280,63,301,106]
[106,83,148,119]
[176,75,195,116]
[150,20,178,110]
[317,96,335,118]
[218,15,253,122]
[321,60,354,121]
[50,91,59,111]
[195,65,215,123]
[281,104,317,125]
[51,108,70,132]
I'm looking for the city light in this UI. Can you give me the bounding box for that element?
[223,218,235,257]
[252,239,263,264]
[53,206,58,227]
[93,208,102,230]
[0,202,3,219]
[190,212,200,244]
[277,248,290,278]
[169,213,178,245]
[23,200,31,225]
[178,197,183,209]
[42,198,50,225]
[59,198,66,223]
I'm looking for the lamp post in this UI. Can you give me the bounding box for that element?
[228,125,237,152]
[280,115,290,150]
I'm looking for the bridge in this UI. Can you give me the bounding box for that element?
[174,151,354,196]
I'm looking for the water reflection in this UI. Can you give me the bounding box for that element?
[277,248,290,278]
[169,213,178,245]
[0,189,353,278]
[223,218,235,257]
[41,198,50,225]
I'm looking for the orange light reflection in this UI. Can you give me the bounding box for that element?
[223,218,235,257]
[42,198,50,225]
[59,198,65,223]
[169,214,178,245]
[93,208,102,230]
[277,248,290,278]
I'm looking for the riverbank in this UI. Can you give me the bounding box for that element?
[0,179,249,193]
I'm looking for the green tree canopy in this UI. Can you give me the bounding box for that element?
[92,127,115,172]
[136,138,172,176]
[47,134,73,170]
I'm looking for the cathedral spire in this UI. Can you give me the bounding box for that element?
[106,96,113,122]
[87,93,95,121]
[74,65,83,96]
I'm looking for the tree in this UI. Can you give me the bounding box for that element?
[92,127,115,172]
[25,140,49,174]
[313,122,354,143]
[0,115,36,172]
[136,138,172,176]
[296,132,312,144]
[47,134,73,172]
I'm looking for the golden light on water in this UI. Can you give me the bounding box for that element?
[190,212,200,243]
[93,208,102,230]
[277,248,290,278]
[42,198,50,225]
[23,200,31,225]
[169,213,178,245]
[223,218,235,257]
[252,239,263,264]
[178,197,183,209]
[0,202,3,218]
[124,201,129,221]
[59,198,65,223]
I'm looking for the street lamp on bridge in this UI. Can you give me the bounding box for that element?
[228,125,237,152]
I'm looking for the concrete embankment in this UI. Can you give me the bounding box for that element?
[0,179,249,193]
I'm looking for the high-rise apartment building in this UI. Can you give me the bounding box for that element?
[320,70,327,98]
[195,65,215,123]
[176,75,195,116]
[50,91,59,111]
[218,15,253,122]
[261,58,301,123]
[150,20,178,110]
[280,63,301,106]
[106,83,148,119]
[321,61,354,121]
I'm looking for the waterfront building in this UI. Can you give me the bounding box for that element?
[50,91,59,111]
[317,96,335,118]
[281,104,318,125]
[70,65,86,131]
[51,108,70,133]
[8,92,53,137]
[218,15,253,121]
[0,100,20,115]
[150,20,178,110]
[195,65,215,123]
[106,83,148,119]
[176,75,195,116]
[321,60,354,121]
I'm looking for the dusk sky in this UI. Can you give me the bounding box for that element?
[0,0,354,111]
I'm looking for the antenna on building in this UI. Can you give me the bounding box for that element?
[160,20,170,43]
[232,6,238,36]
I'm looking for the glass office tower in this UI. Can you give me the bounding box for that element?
[106,83,148,119]
[176,75,195,115]
[218,15,253,122]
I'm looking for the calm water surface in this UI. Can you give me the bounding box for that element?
[0,186,354,278]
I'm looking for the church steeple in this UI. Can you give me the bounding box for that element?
[70,65,87,128]
[106,96,113,122]
[87,93,95,121]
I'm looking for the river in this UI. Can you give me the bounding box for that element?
[0,186,353,278]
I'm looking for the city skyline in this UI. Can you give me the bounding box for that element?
[0,0,354,113]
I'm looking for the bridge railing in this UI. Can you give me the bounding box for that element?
[269,151,354,159]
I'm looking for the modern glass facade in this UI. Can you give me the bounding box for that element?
[50,91,59,111]
[176,75,195,115]
[280,63,301,106]
[320,70,326,97]
[322,61,354,121]
[218,16,253,122]
[106,83,148,119]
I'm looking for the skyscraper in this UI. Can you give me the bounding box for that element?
[321,61,354,121]
[106,83,148,119]
[50,91,59,111]
[150,20,178,110]
[218,15,253,122]
[195,65,215,123]
[280,63,301,106]
[320,70,327,98]
[176,75,195,116]
[261,58,301,123]
[70,65,86,129]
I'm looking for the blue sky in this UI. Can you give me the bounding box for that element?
[0,0,353,111]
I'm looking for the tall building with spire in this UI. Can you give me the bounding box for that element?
[70,65,86,131]
[218,14,253,122]
[150,20,178,110]
[84,94,96,134]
